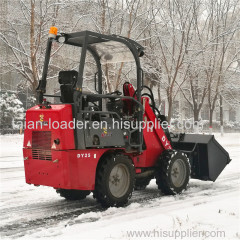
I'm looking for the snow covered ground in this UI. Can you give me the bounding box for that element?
[0,133,239,240]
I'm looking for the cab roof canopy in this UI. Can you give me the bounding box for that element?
[57,30,144,64]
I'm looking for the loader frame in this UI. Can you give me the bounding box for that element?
[23,28,231,207]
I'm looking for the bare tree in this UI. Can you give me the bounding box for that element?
[88,0,158,92]
[179,1,210,131]
[149,0,198,122]
[0,0,68,95]
[177,0,240,133]
[202,0,240,133]
[181,61,208,126]
[1,0,239,132]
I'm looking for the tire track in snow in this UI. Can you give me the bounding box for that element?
[0,176,238,239]
[0,152,238,239]
[1,173,237,217]
[0,167,24,172]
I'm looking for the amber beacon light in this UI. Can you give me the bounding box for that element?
[49,26,58,38]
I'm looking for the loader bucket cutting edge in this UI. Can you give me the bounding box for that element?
[171,134,231,182]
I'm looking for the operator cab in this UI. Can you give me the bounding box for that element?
[37,29,147,151]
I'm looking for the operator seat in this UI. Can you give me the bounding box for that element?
[58,70,78,103]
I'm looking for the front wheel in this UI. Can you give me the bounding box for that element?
[94,154,135,207]
[156,150,190,195]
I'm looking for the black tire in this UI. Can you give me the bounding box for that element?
[134,177,151,190]
[155,150,190,195]
[94,154,135,207]
[56,189,90,200]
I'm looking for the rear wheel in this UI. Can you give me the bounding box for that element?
[56,189,90,200]
[156,150,190,195]
[94,154,135,207]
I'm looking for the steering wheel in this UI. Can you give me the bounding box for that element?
[108,90,122,96]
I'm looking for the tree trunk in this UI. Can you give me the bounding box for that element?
[105,64,112,93]
[30,0,38,93]
[115,4,133,90]
[167,91,172,123]
[115,62,124,90]
[101,0,106,34]
[193,109,199,122]
[157,82,161,107]
[209,109,213,135]
[193,108,200,133]
[220,95,224,136]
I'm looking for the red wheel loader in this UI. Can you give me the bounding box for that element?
[23,27,231,207]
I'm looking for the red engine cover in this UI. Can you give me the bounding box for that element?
[23,104,113,190]
[24,104,75,150]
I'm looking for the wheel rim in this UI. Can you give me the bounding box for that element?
[109,163,130,198]
[171,159,187,188]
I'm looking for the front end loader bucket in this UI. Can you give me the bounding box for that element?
[171,134,231,182]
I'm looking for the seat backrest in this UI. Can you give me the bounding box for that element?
[58,70,78,103]
[59,70,78,85]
